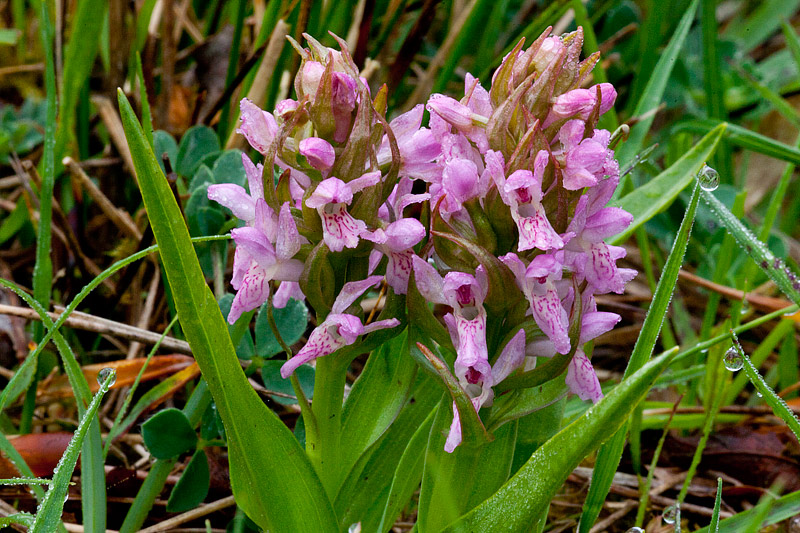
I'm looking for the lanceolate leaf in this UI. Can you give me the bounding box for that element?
[679,118,800,166]
[610,123,725,245]
[118,90,337,532]
[442,348,679,532]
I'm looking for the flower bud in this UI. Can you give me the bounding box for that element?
[299,137,336,172]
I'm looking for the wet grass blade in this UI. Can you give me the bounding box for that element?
[731,334,800,442]
[701,189,800,306]
[695,489,800,532]
[709,477,723,532]
[30,370,115,532]
[610,123,724,245]
[615,0,700,167]
[118,90,338,532]
[679,119,800,166]
[579,183,703,532]
[441,348,679,532]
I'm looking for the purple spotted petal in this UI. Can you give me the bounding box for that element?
[566,351,603,403]
[228,262,271,324]
[412,255,446,305]
[331,275,384,315]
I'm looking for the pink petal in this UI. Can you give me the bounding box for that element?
[228,263,271,324]
[566,351,603,403]
[331,276,383,315]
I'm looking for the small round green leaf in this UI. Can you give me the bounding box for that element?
[176,125,220,177]
[153,130,178,174]
[142,408,198,459]
[261,360,314,405]
[167,449,210,513]
[255,299,309,357]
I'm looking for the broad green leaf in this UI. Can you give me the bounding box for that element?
[485,375,567,432]
[255,298,309,357]
[377,408,438,532]
[679,118,800,166]
[609,123,725,245]
[176,125,220,177]
[579,183,703,532]
[419,405,518,533]
[154,130,178,173]
[339,331,417,478]
[211,149,247,186]
[167,449,210,512]
[442,348,678,532]
[261,360,315,405]
[335,373,443,531]
[118,91,337,532]
[31,370,114,532]
[142,408,198,459]
[615,0,700,167]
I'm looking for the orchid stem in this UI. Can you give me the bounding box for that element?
[310,352,348,499]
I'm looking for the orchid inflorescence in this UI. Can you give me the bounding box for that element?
[208,29,634,452]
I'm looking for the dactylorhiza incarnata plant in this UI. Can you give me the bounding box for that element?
[208,29,634,453]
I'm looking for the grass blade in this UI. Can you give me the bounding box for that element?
[30,370,115,531]
[615,0,700,167]
[731,333,800,442]
[610,123,725,245]
[679,118,800,166]
[118,90,338,532]
[701,188,800,306]
[579,183,703,531]
[709,477,723,532]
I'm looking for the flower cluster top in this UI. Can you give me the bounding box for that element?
[209,30,635,452]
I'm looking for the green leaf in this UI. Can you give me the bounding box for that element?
[723,0,800,53]
[615,0,700,167]
[695,488,800,532]
[485,375,567,433]
[154,130,178,174]
[339,331,417,476]
[261,360,314,405]
[678,119,800,166]
[419,405,518,533]
[442,348,678,532]
[255,298,309,357]
[610,123,725,245]
[377,408,438,532]
[335,373,443,531]
[701,188,800,306]
[709,477,723,531]
[211,149,247,187]
[167,449,210,512]
[142,408,198,459]
[118,90,337,532]
[176,125,221,177]
[31,370,115,532]
[0,28,20,45]
[0,351,37,411]
[579,183,703,532]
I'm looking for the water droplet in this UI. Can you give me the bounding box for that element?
[740,300,750,316]
[698,164,719,191]
[723,348,743,371]
[626,528,645,533]
[788,514,800,533]
[97,367,116,387]
[663,504,679,524]
[757,391,763,398]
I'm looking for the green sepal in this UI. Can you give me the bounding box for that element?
[415,342,491,449]
[300,241,336,319]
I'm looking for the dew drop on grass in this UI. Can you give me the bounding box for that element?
[663,504,679,524]
[97,367,116,387]
[789,515,800,533]
[723,348,743,371]
[626,528,645,533]
[698,164,719,191]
